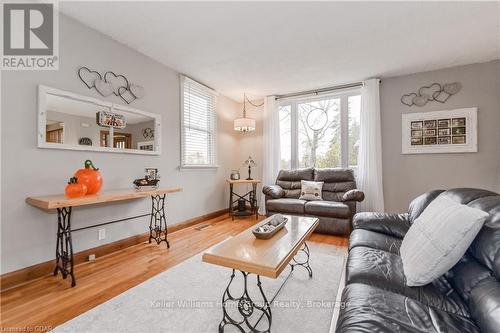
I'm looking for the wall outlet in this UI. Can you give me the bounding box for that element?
[98,228,106,240]
[88,254,96,261]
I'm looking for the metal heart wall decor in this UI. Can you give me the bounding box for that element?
[418,83,441,101]
[401,93,417,106]
[78,67,102,89]
[104,71,129,96]
[118,86,137,104]
[77,66,144,104]
[412,94,429,107]
[401,82,461,107]
[94,79,113,97]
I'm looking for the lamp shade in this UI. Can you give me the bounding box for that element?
[234,117,256,132]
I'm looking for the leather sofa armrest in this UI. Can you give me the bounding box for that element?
[352,212,411,239]
[342,189,365,202]
[262,185,284,199]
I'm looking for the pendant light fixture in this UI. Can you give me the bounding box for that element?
[234,93,259,132]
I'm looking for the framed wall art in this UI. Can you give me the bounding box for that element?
[402,107,477,154]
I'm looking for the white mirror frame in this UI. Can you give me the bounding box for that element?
[37,85,161,155]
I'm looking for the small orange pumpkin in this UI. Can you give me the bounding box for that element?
[74,160,103,195]
[65,177,87,198]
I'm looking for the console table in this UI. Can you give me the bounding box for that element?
[227,179,260,220]
[26,187,182,287]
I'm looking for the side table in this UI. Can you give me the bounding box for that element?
[226,179,260,220]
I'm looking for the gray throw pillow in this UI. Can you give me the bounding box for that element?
[299,180,324,201]
[400,196,488,286]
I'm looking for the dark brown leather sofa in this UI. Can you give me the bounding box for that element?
[336,188,500,333]
[262,168,364,235]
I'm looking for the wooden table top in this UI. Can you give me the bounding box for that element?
[26,187,182,210]
[202,215,319,278]
[226,179,261,184]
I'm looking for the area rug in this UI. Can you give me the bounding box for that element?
[55,242,346,333]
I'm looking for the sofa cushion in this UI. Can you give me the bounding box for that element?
[352,212,410,238]
[346,246,470,317]
[266,198,306,215]
[408,189,445,223]
[469,277,500,333]
[466,195,500,276]
[314,168,354,182]
[400,196,488,286]
[336,283,480,333]
[349,229,402,254]
[275,168,314,199]
[447,255,492,302]
[304,201,350,218]
[314,168,357,202]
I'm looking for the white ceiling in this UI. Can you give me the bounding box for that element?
[60,1,500,101]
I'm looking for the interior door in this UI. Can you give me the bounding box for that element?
[100,131,132,149]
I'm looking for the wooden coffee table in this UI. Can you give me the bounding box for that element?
[202,215,319,333]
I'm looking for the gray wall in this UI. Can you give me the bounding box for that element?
[46,111,102,146]
[1,15,239,273]
[381,60,500,213]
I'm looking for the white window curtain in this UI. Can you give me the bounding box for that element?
[357,78,385,212]
[258,96,281,215]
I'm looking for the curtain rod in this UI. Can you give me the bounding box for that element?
[274,81,364,100]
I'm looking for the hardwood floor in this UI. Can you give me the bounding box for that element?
[0,215,347,332]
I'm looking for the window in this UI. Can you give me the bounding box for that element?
[181,76,217,168]
[279,91,361,169]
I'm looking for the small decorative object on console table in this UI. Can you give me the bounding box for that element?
[243,156,256,180]
[65,177,87,198]
[26,187,182,287]
[74,160,103,195]
[227,178,260,220]
[133,168,160,190]
[230,169,240,180]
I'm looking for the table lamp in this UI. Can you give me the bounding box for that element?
[243,156,256,180]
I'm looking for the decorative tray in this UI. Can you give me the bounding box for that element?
[252,215,288,240]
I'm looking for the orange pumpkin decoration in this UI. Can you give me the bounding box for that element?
[65,177,87,198]
[74,160,103,195]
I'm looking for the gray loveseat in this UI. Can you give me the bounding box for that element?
[262,168,364,235]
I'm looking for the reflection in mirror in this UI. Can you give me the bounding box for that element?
[46,94,112,147]
[40,86,160,155]
[98,108,155,150]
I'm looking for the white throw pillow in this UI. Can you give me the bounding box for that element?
[400,196,488,287]
[299,180,324,201]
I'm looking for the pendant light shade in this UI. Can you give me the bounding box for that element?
[234,93,257,132]
[234,117,256,132]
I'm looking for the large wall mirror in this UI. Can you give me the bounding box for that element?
[38,85,161,155]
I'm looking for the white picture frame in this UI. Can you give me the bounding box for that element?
[402,107,477,154]
[137,141,155,151]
